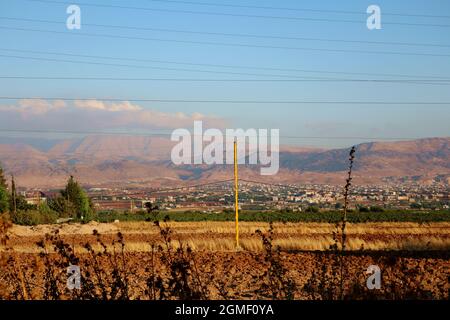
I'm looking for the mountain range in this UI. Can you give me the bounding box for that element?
[0,136,449,189]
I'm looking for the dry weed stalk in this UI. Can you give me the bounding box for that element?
[255,222,296,299]
[149,217,209,300]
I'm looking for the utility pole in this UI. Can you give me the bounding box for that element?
[234,140,239,249]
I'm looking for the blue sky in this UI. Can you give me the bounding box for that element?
[0,0,449,147]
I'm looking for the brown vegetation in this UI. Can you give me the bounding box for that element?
[0,218,448,300]
[4,221,450,253]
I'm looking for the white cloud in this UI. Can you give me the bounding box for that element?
[0,99,227,132]
[74,100,142,112]
[0,99,67,116]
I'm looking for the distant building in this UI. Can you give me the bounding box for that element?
[25,191,47,205]
[93,200,135,211]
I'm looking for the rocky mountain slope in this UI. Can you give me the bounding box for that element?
[0,136,448,188]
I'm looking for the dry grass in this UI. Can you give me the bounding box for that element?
[3,221,450,253]
[117,221,450,235]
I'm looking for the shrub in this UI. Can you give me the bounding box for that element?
[370,206,385,212]
[0,214,12,245]
[11,210,58,226]
[305,206,319,213]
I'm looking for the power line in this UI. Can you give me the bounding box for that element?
[152,179,306,193]
[0,48,391,81]
[2,16,450,48]
[13,53,444,85]
[150,179,234,193]
[239,179,300,190]
[0,53,315,79]
[146,0,450,19]
[1,76,449,84]
[0,96,449,105]
[0,47,447,80]
[2,26,450,58]
[23,0,450,28]
[0,129,431,141]
[2,55,447,86]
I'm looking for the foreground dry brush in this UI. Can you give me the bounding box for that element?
[0,216,449,300]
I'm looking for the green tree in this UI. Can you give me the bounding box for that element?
[0,185,8,214]
[60,176,93,219]
[0,164,9,213]
[8,176,36,213]
[305,206,319,213]
[410,202,422,209]
[0,164,7,189]
[14,195,36,211]
[358,206,370,213]
[334,203,343,210]
[10,175,16,215]
[369,206,385,213]
[48,196,76,217]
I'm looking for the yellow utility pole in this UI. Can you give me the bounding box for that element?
[234,140,239,249]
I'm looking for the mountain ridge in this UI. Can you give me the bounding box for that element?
[0,136,448,188]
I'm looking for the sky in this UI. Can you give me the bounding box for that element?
[0,0,449,148]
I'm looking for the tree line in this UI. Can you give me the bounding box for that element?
[0,164,94,225]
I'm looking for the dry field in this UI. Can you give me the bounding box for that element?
[1,220,449,300]
[4,221,450,253]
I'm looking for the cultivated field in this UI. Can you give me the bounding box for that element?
[1,220,449,300]
[4,221,450,252]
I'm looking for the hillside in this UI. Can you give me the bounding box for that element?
[0,136,448,188]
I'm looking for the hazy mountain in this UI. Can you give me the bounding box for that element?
[47,135,173,162]
[0,136,448,188]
